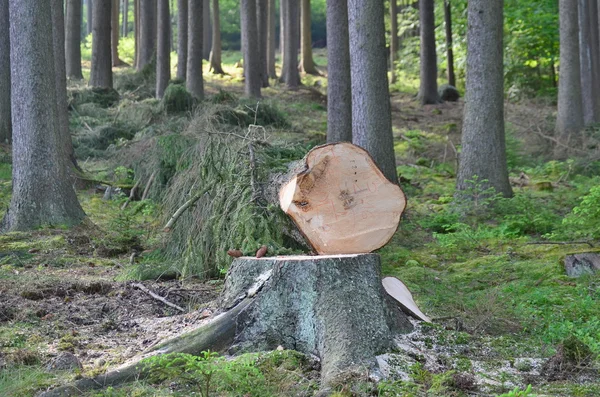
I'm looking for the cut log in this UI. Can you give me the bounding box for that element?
[279,142,406,254]
[382,276,431,322]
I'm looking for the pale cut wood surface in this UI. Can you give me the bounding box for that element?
[382,276,431,322]
[279,142,406,254]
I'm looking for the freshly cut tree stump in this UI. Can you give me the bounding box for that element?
[279,143,406,254]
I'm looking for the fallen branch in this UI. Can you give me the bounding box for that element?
[163,184,214,231]
[131,283,186,312]
[121,179,142,210]
[141,170,158,201]
[526,241,595,248]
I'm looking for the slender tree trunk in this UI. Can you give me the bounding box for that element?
[134,0,139,68]
[556,0,584,153]
[280,0,300,88]
[257,0,269,86]
[456,0,512,198]
[444,0,455,87]
[299,0,319,75]
[66,0,84,80]
[209,0,225,74]
[89,0,113,87]
[417,0,440,104]
[203,0,212,60]
[280,0,285,67]
[579,0,594,125]
[87,0,93,35]
[186,0,204,99]
[348,0,398,184]
[588,0,600,121]
[0,0,11,144]
[177,0,188,80]
[156,0,171,98]
[122,0,129,37]
[138,0,156,71]
[267,0,277,78]
[326,0,351,143]
[112,0,124,66]
[390,0,398,84]
[4,0,86,231]
[242,0,261,97]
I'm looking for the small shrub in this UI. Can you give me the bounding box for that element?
[160,84,194,113]
[558,186,600,239]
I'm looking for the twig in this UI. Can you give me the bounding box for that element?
[71,107,94,133]
[526,241,595,248]
[141,170,158,201]
[163,184,214,231]
[248,142,259,202]
[131,283,185,312]
[121,179,142,210]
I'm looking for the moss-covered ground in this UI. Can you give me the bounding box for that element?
[2,50,600,396]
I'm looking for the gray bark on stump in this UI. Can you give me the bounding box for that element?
[65,0,84,80]
[242,0,262,98]
[0,0,11,144]
[39,254,412,396]
[326,0,352,143]
[417,0,441,105]
[186,0,204,99]
[89,0,113,88]
[177,0,188,80]
[156,0,171,98]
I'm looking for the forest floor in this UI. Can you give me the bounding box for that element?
[2,51,600,396]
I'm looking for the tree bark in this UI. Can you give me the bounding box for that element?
[348,0,398,184]
[390,0,398,84]
[279,0,285,57]
[134,0,139,68]
[242,0,262,98]
[203,0,212,60]
[417,0,440,104]
[137,0,156,71]
[579,0,594,125]
[156,0,171,98]
[87,0,93,35]
[111,0,125,66]
[209,0,225,74]
[456,0,512,198]
[588,0,600,121]
[177,0,188,80]
[0,0,11,144]
[326,0,351,143]
[280,0,300,88]
[3,0,86,231]
[186,0,204,99]
[556,0,584,155]
[65,0,84,80]
[257,0,270,86]
[122,0,129,37]
[444,0,455,86]
[299,0,319,75]
[267,0,277,78]
[89,0,113,88]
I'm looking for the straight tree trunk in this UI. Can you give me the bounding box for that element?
[390,0,398,84]
[299,0,319,75]
[112,0,125,66]
[417,0,440,104]
[203,0,211,60]
[89,0,113,88]
[589,0,600,121]
[122,0,129,37]
[241,0,261,97]
[156,0,171,98]
[87,0,93,35]
[556,0,584,153]
[0,0,11,144]
[4,0,86,231]
[348,0,398,184]
[456,0,512,198]
[444,0,455,86]
[267,0,277,78]
[326,0,351,143]
[134,0,139,68]
[279,0,286,70]
[280,0,300,88]
[257,0,269,86]
[138,0,156,71]
[186,0,204,99]
[209,0,225,74]
[579,0,594,125]
[65,0,84,80]
[177,0,188,80]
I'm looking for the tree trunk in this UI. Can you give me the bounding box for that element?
[444,0,455,87]
[242,0,261,98]
[279,0,285,58]
[267,0,277,78]
[579,0,594,125]
[134,0,139,68]
[326,0,351,143]
[156,0,171,98]
[348,0,398,184]
[89,0,113,88]
[389,0,398,84]
[456,0,512,198]
[257,0,269,86]
[137,0,156,71]
[202,0,212,60]
[122,0,129,37]
[65,0,84,80]
[588,0,600,121]
[417,0,440,104]
[209,0,225,74]
[280,0,300,88]
[39,254,412,396]
[0,0,11,144]
[87,0,93,35]
[177,0,188,80]
[556,0,584,155]
[112,0,125,66]
[3,0,86,231]
[186,0,204,99]
[299,0,319,75]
